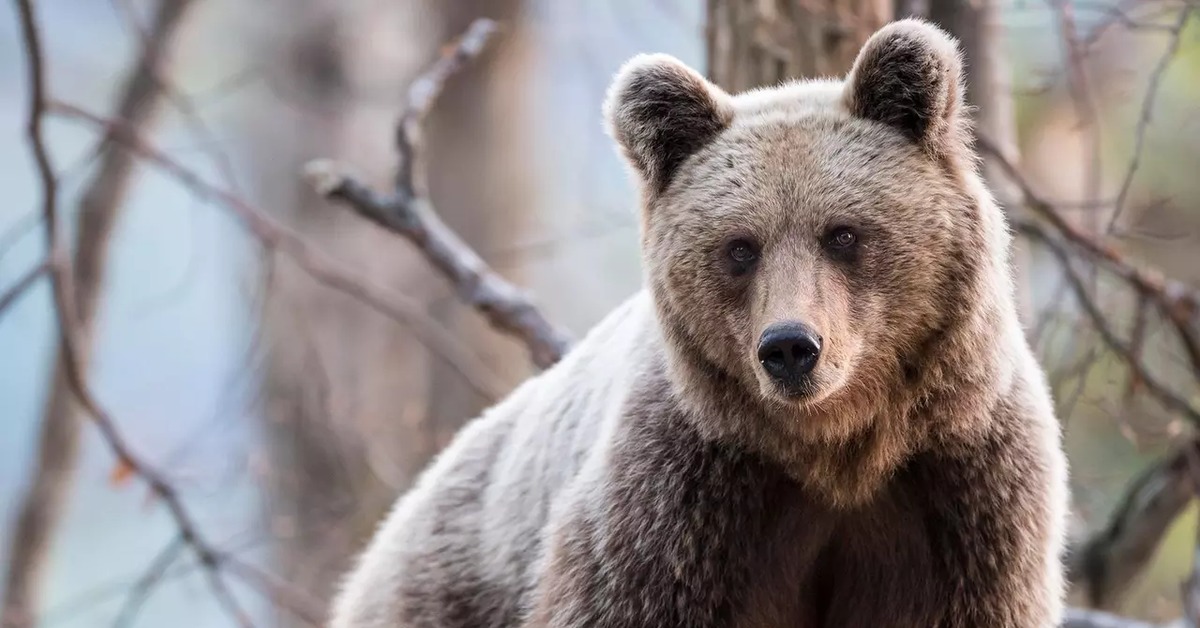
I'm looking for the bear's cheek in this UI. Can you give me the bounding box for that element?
[656,252,755,372]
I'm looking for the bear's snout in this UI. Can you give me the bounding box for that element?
[757,322,822,394]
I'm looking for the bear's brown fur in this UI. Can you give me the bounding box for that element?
[330,19,1068,628]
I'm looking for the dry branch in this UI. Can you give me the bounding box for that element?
[2,1,195,626]
[48,102,507,400]
[112,537,186,628]
[395,19,499,197]
[1068,440,1198,609]
[1019,221,1200,424]
[981,135,1200,397]
[980,135,1200,329]
[0,259,48,319]
[977,27,1200,610]
[110,0,244,194]
[307,167,571,370]
[308,18,572,370]
[1183,445,1200,626]
[1109,5,1195,232]
[7,1,322,626]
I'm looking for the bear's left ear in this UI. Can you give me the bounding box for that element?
[843,19,967,159]
[605,54,734,193]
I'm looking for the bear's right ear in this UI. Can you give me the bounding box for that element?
[843,19,967,160]
[605,54,733,193]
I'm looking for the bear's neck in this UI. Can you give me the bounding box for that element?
[651,270,1021,509]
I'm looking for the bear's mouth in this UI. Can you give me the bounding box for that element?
[756,364,853,412]
[765,376,818,403]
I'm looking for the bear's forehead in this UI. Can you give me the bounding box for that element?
[676,118,939,202]
[659,114,964,236]
[720,117,920,175]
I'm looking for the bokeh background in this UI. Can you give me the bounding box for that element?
[1,0,1199,626]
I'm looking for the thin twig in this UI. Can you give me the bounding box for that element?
[1104,4,1200,231]
[1125,298,1151,401]
[309,18,573,369]
[220,557,326,623]
[109,0,244,194]
[5,8,71,628]
[111,537,186,628]
[1108,5,1194,232]
[0,259,48,319]
[396,19,500,195]
[0,211,41,264]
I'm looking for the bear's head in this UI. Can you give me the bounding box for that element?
[606,20,1020,503]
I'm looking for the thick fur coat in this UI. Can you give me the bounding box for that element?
[330,19,1069,628]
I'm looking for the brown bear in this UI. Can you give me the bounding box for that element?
[329,19,1068,628]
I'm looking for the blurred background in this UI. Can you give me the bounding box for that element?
[1,0,1198,626]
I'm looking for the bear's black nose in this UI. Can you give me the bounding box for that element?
[757,322,822,385]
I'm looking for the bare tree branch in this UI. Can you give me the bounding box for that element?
[1108,5,1194,232]
[395,19,499,197]
[1068,440,1198,609]
[980,135,1200,381]
[0,211,41,264]
[48,102,507,400]
[5,2,322,626]
[112,537,186,628]
[2,1,196,626]
[1009,168,1200,613]
[109,0,244,194]
[308,18,573,370]
[0,259,48,320]
[307,166,571,369]
[1018,221,1200,424]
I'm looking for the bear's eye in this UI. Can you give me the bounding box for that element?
[725,238,759,276]
[729,240,758,263]
[822,227,861,263]
[827,227,858,249]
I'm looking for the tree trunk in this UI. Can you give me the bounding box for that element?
[706,0,891,91]
[0,3,194,626]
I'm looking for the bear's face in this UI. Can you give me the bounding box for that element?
[649,121,969,413]
[608,20,988,442]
